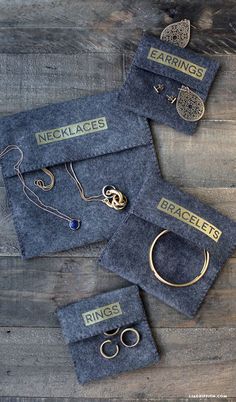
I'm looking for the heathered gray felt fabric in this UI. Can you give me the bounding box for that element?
[0,91,160,258]
[118,34,220,134]
[99,174,236,317]
[56,285,160,384]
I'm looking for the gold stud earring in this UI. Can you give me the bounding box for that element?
[166,95,177,104]
[160,19,191,48]
[176,86,205,122]
[153,84,165,94]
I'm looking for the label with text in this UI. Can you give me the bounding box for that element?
[82,302,122,326]
[157,198,222,242]
[147,47,207,80]
[35,116,108,145]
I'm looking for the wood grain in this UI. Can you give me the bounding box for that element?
[0,0,235,399]
[0,399,131,402]
[0,1,235,54]
[0,327,235,398]
[0,256,235,329]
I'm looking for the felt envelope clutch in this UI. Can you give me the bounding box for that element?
[56,285,160,384]
[118,34,220,134]
[99,174,236,317]
[0,91,160,258]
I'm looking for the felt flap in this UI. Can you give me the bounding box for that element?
[56,285,145,344]
[133,34,219,95]
[0,91,152,178]
[131,174,236,264]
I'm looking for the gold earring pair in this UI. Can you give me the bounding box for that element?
[100,327,140,359]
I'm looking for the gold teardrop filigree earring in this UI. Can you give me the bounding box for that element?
[176,86,205,122]
[160,19,191,48]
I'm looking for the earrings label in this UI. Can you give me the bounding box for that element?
[176,86,205,121]
[35,116,108,145]
[157,197,222,242]
[160,19,191,48]
[82,302,122,326]
[147,48,207,81]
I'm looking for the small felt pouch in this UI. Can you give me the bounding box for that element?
[99,174,236,317]
[56,285,159,384]
[118,34,220,134]
[0,91,160,258]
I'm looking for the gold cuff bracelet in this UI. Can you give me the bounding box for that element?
[149,229,210,287]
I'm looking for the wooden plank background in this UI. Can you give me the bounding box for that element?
[0,1,235,401]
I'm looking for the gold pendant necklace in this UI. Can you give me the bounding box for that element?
[65,162,128,211]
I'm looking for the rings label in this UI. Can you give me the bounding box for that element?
[82,302,122,326]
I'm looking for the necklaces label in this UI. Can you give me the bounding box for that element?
[147,47,207,80]
[35,116,108,145]
[82,302,122,326]
[157,198,222,242]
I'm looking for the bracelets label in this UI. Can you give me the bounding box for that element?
[35,116,108,145]
[157,197,222,242]
[147,47,207,81]
[82,302,122,326]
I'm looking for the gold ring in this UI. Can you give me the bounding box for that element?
[149,229,210,287]
[100,340,119,359]
[120,328,140,348]
[104,328,120,336]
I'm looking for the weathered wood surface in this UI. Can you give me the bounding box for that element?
[0,327,235,398]
[0,1,235,54]
[0,256,235,329]
[0,399,140,402]
[0,0,235,400]
[0,399,152,402]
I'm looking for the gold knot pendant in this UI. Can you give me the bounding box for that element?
[102,186,128,211]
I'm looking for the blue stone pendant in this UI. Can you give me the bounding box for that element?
[69,219,80,230]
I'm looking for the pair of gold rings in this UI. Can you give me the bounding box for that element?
[149,230,210,287]
[100,327,140,359]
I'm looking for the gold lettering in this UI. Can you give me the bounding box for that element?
[35,116,108,145]
[147,47,207,80]
[157,197,222,242]
[82,302,122,326]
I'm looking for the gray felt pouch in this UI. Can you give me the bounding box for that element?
[0,91,160,258]
[118,34,220,134]
[99,174,236,317]
[56,285,160,384]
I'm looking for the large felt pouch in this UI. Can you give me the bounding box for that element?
[118,34,220,134]
[0,91,160,258]
[56,285,160,384]
[99,174,236,317]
